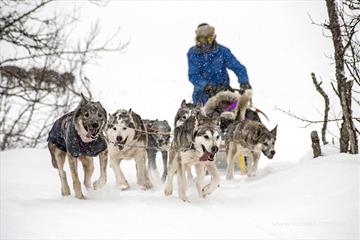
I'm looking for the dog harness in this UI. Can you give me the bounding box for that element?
[47,112,107,157]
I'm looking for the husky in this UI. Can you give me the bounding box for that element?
[174,99,196,127]
[47,94,108,199]
[143,119,171,182]
[225,120,277,178]
[172,99,198,180]
[105,109,152,190]
[164,113,222,202]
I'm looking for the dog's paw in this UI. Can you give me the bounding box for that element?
[226,174,234,180]
[164,186,173,196]
[84,182,92,190]
[117,181,130,190]
[141,181,153,190]
[199,191,207,199]
[75,193,85,200]
[201,184,210,196]
[196,186,206,198]
[180,197,191,203]
[93,178,106,190]
[61,187,71,196]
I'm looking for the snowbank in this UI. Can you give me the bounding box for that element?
[0,145,358,239]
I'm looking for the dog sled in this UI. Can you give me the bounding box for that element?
[202,88,253,170]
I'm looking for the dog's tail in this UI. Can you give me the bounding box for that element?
[48,142,58,169]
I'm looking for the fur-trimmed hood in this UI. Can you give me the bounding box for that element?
[203,90,241,119]
[203,89,253,121]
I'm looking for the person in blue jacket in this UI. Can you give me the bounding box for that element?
[187,23,252,104]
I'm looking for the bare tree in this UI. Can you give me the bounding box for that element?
[311,73,330,145]
[277,0,359,154]
[325,0,358,154]
[343,0,360,91]
[0,0,127,150]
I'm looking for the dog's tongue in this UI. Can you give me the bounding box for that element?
[200,151,211,161]
[86,128,98,138]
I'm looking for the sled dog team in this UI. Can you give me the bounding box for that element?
[48,89,277,201]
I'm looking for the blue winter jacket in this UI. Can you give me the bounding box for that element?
[187,44,249,104]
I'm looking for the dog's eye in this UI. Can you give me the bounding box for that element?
[216,135,220,140]
[182,116,187,120]
[113,127,117,131]
[123,127,127,130]
[84,112,89,118]
[98,113,102,118]
[204,135,209,139]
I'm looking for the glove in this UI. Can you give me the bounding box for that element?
[240,83,252,90]
[204,84,215,94]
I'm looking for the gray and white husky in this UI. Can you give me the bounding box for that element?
[47,94,108,199]
[225,120,277,178]
[164,113,222,202]
[143,119,171,182]
[171,99,199,180]
[105,109,152,190]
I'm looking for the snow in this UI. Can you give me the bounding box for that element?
[1,1,359,239]
[1,145,359,239]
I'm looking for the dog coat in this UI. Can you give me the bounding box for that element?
[47,112,107,157]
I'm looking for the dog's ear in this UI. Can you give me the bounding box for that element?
[181,99,187,108]
[106,113,113,128]
[103,109,108,122]
[128,108,132,114]
[271,125,278,137]
[195,111,201,123]
[193,130,198,139]
[211,112,221,125]
[256,128,262,137]
[196,112,206,125]
[256,127,262,138]
[80,93,88,105]
[195,101,203,110]
[108,113,115,123]
[146,121,153,129]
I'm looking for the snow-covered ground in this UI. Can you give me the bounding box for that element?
[1,145,358,239]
